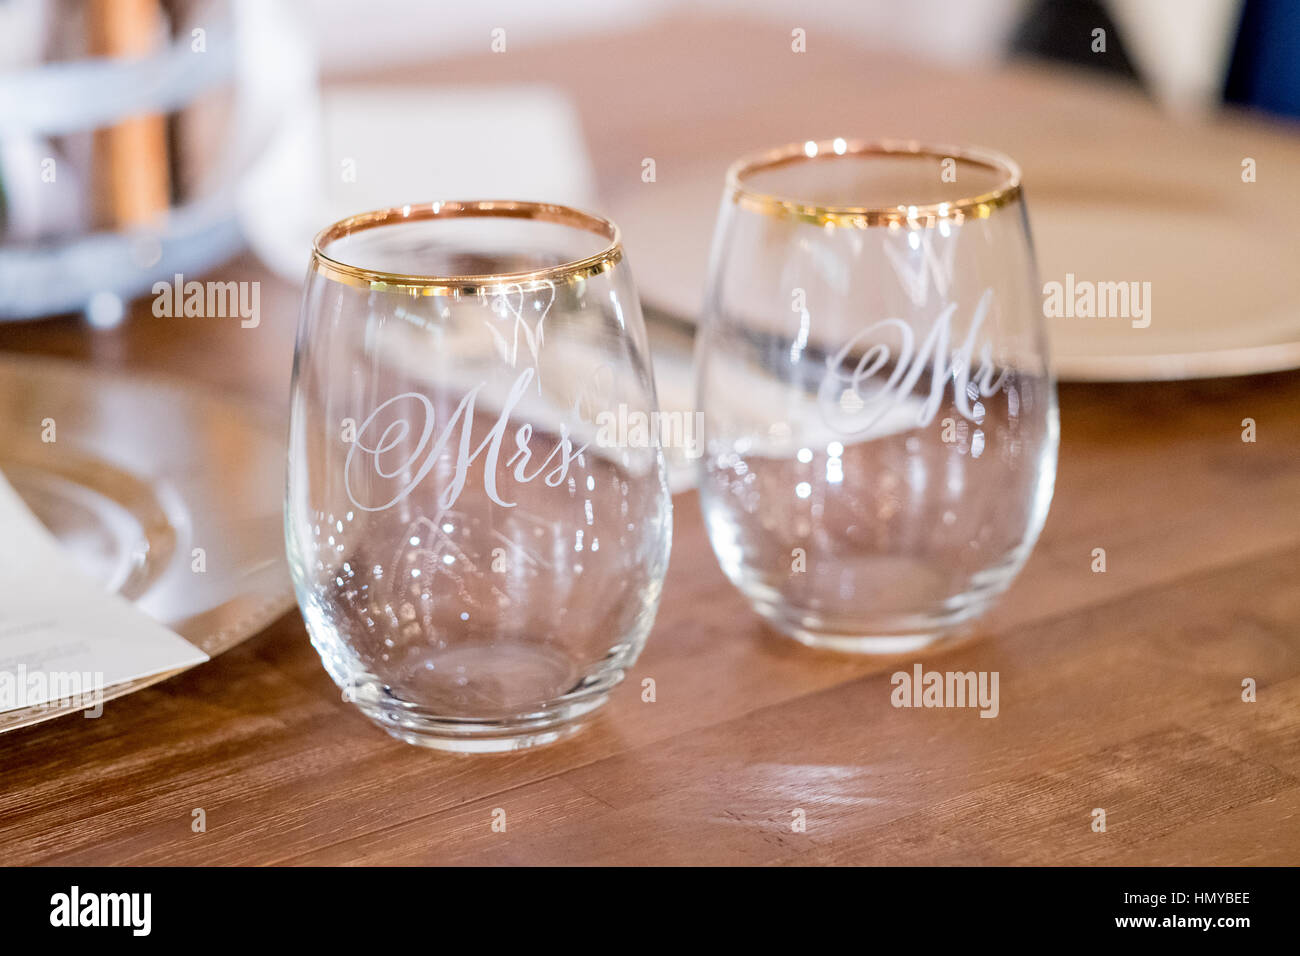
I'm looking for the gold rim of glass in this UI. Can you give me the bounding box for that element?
[311,200,624,294]
[726,139,1023,228]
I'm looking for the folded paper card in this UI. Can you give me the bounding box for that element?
[242,83,599,282]
[0,471,207,716]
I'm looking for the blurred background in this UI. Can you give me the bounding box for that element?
[0,0,1297,399]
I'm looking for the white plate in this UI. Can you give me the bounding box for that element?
[610,162,1300,382]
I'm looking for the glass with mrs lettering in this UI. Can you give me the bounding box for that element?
[287,202,671,751]
[696,141,1057,652]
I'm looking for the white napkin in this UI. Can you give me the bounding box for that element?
[0,473,207,716]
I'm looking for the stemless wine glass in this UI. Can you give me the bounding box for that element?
[696,140,1058,653]
[287,201,672,751]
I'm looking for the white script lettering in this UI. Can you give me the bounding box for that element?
[344,368,587,511]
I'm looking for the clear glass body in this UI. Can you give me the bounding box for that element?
[287,202,672,751]
[696,141,1058,652]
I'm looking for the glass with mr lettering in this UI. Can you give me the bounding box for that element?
[696,140,1057,652]
[286,201,672,751]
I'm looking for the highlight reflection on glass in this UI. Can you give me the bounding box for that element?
[287,202,672,751]
[696,141,1058,652]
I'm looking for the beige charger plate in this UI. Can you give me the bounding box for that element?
[609,154,1300,382]
[0,354,294,734]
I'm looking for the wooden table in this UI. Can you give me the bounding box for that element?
[2,15,1298,865]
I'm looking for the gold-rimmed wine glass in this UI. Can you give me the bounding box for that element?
[287,201,672,751]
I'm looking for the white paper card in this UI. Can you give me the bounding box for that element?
[0,472,208,715]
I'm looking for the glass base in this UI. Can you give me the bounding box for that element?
[299,596,638,754]
[356,691,612,754]
[756,602,987,655]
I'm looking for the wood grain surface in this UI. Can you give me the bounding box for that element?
[1,15,1297,865]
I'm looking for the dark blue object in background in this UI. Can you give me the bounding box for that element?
[1225,0,1300,119]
